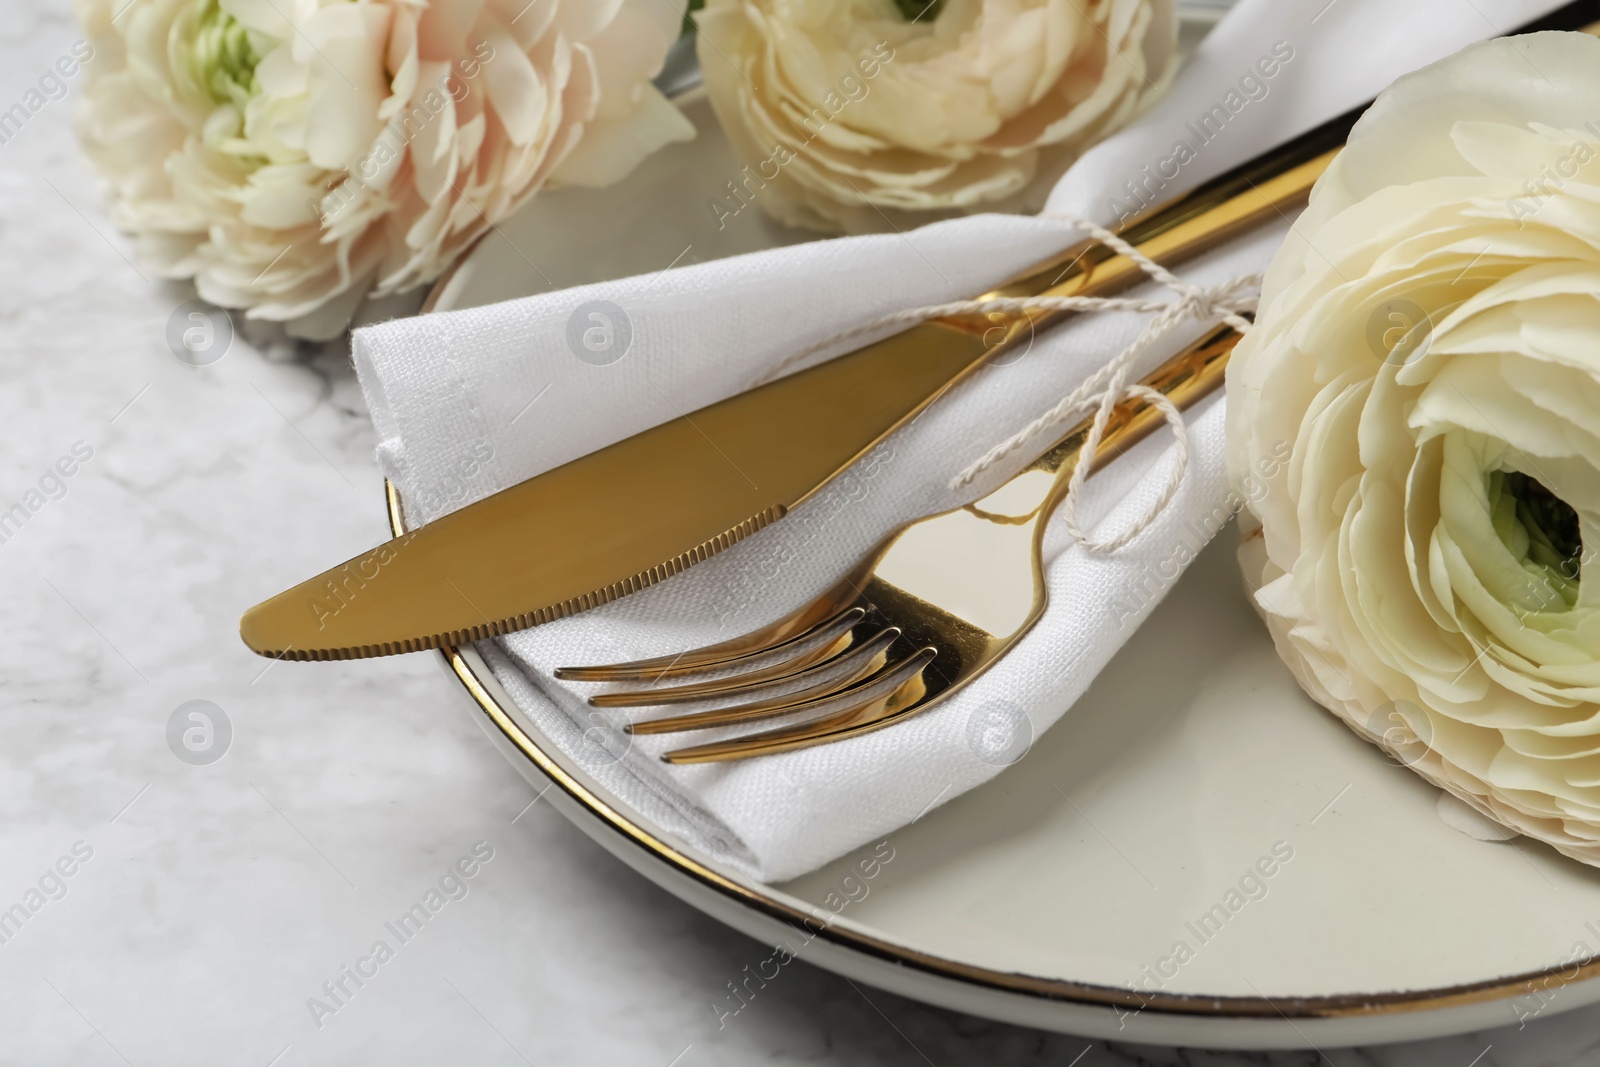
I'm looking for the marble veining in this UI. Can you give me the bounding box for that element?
[4,2,1600,1063]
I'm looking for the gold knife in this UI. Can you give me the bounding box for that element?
[238,0,1600,663]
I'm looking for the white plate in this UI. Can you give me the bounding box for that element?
[418,78,1600,1051]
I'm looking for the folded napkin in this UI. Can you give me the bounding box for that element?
[354,0,1570,882]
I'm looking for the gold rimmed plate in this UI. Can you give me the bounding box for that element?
[410,75,1600,1049]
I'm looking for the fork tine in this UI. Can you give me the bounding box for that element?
[561,323,1245,761]
[660,648,938,764]
[590,618,890,707]
[554,600,863,683]
[625,628,905,732]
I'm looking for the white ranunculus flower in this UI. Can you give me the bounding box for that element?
[695,0,1176,233]
[1229,31,1600,866]
[74,0,693,338]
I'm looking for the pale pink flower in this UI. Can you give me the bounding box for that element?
[74,0,692,336]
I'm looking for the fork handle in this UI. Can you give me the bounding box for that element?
[1034,321,1241,481]
[965,322,1241,527]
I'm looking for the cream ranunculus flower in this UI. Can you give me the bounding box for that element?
[74,0,693,338]
[695,0,1176,233]
[1229,31,1600,865]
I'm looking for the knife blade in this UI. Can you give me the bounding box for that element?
[240,0,1600,662]
[241,119,1347,660]
[241,318,993,660]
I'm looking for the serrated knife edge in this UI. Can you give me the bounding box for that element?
[245,504,788,661]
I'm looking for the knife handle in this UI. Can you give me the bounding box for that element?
[938,113,1352,352]
[966,1,1600,342]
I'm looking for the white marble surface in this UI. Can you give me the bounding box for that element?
[5,2,1600,1064]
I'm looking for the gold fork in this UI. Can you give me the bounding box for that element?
[556,322,1243,763]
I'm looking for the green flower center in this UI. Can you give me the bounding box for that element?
[1489,470,1583,604]
[890,0,943,22]
[189,0,262,109]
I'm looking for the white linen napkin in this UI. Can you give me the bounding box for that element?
[353,0,1570,882]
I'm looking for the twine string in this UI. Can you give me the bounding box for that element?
[759,210,1261,553]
